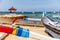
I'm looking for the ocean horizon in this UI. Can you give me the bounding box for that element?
[0,12,60,21]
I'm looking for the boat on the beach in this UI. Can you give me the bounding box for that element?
[41,15,60,39]
[0,13,43,27]
[0,6,44,27]
[0,12,58,40]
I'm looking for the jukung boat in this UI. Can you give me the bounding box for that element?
[41,12,60,39]
[0,6,43,27]
[0,13,43,27]
[0,24,58,40]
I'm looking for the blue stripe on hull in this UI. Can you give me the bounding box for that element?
[45,28,60,39]
[16,26,29,37]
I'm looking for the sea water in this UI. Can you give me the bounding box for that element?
[0,12,60,21]
[0,12,42,18]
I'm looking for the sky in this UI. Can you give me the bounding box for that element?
[0,0,60,12]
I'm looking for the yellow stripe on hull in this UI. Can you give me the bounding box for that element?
[12,26,17,35]
[12,28,17,35]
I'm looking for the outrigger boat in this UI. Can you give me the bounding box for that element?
[0,13,43,27]
[0,12,59,40]
[41,12,60,39]
[0,23,58,40]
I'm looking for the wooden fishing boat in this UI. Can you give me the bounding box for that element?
[41,16,60,39]
[0,13,44,27]
[0,24,57,40]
